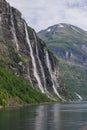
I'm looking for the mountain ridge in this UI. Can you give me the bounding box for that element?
[38,23,87,65]
[0,0,71,106]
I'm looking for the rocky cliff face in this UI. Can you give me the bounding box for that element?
[0,0,69,101]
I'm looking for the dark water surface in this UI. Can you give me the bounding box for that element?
[0,102,87,130]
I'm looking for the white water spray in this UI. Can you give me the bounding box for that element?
[33,32,51,97]
[75,92,83,100]
[33,32,46,87]
[10,8,19,51]
[24,23,44,93]
[45,50,64,100]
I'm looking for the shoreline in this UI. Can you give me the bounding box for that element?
[0,101,61,109]
[0,100,79,109]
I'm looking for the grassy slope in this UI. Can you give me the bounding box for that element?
[0,41,51,106]
[0,68,51,106]
[59,60,87,100]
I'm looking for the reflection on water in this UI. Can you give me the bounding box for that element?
[35,104,60,130]
[0,102,87,130]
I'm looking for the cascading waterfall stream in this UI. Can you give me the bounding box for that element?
[45,50,64,100]
[33,33,46,87]
[24,23,44,93]
[33,32,51,95]
[75,92,83,100]
[10,8,19,51]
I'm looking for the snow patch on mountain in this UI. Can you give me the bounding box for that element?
[47,29,51,32]
[59,24,64,28]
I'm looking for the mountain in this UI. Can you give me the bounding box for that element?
[0,0,71,106]
[38,23,87,100]
[38,23,87,65]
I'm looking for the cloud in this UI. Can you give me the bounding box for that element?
[7,0,87,32]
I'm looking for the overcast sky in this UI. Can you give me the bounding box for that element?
[7,0,87,32]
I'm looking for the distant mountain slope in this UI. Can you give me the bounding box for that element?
[38,23,87,65]
[38,23,87,100]
[59,60,87,100]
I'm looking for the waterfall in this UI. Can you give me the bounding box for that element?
[10,8,19,51]
[24,23,44,93]
[33,32,46,88]
[33,32,51,96]
[75,92,83,100]
[45,50,64,100]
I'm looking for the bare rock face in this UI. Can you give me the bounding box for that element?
[0,0,69,100]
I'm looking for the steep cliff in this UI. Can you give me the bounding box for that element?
[0,0,70,106]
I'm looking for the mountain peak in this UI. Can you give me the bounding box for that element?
[41,23,87,34]
[38,23,87,65]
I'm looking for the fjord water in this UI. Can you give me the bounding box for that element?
[0,102,87,130]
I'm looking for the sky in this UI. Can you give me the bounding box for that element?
[7,0,87,32]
